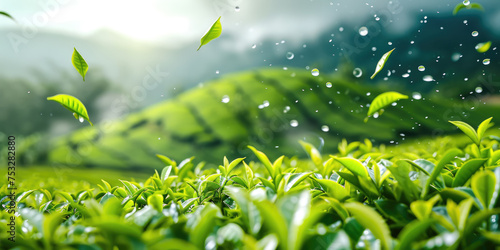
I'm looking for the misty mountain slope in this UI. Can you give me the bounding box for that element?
[43,68,499,169]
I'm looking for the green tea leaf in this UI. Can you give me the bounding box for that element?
[449,120,479,145]
[248,146,274,178]
[197,16,222,51]
[375,199,414,224]
[453,2,484,15]
[471,171,496,209]
[370,48,395,79]
[423,148,462,198]
[227,157,245,176]
[452,158,487,187]
[47,94,93,126]
[344,202,392,250]
[476,117,493,142]
[299,140,323,166]
[0,11,15,22]
[365,91,408,122]
[315,178,349,201]
[334,157,369,178]
[72,47,88,81]
[148,193,164,212]
[476,41,492,53]
[156,154,177,168]
[397,219,436,250]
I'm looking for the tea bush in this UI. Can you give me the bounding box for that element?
[1,118,500,249]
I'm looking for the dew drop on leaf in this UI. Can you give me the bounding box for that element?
[290,120,299,127]
[321,125,330,132]
[353,68,363,78]
[311,68,320,76]
[221,95,230,103]
[418,65,425,71]
[326,82,332,88]
[412,92,422,100]
[472,31,478,37]
[482,58,490,65]
[359,26,368,36]
[286,52,294,60]
[79,116,84,123]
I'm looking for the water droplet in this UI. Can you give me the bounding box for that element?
[321,125,330,132]
[283,106,290,113]
[158,137,161,140]
[475,87,483,93]
[472,31,478,37]
[423,75,434,82]
[27,91,31,94]
[221,95,230,103]
[339,27,344,32]
[418,65,425,71]
[251,44,256,49]
[263,100,270,107]
[353,68,362,78]
[286,52,294,60]
[311,68,320,76]
[412,92,422,100]
[215,70,220,74]
[326,82,332,88]
[79,116,84,123]
[359,26,368,36]
[235,6,240,12]
[451,52,462,62]
[483,58,490,65]
[402,73,410,78]
[463,0,470,6]
[371,47,377,51]
[290,120,299,127]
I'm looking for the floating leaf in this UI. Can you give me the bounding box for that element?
[0,11,15,22]
[476,41,492,53]
[47,94,93,126]
[370,48,395,79]
[453,2,484,15]
[197,16,222,51]
[72,48,88,81]
[365,91,408,122]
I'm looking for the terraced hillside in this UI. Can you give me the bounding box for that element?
[46,68,499,169]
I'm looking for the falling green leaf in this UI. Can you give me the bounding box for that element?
[365,91,408,122]
[453,2,484,15]
[47,94,93,126]
[197,16,222,51]
[476,41,492,53]
[72,47,88,81]
[370,48,395,79]
[0,11,15,22]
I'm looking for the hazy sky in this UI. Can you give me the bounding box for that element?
[5,0,499,48]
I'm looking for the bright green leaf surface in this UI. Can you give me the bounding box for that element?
[370,48,395,79]
[47,94,93,126]
[72,47,89,81]
[366,91,408,121]
[197,16,222,51]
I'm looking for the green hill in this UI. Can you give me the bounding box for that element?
[44,68,499,169]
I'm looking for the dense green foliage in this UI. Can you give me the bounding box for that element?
[2,118,500,249]
[35,68,499,169]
